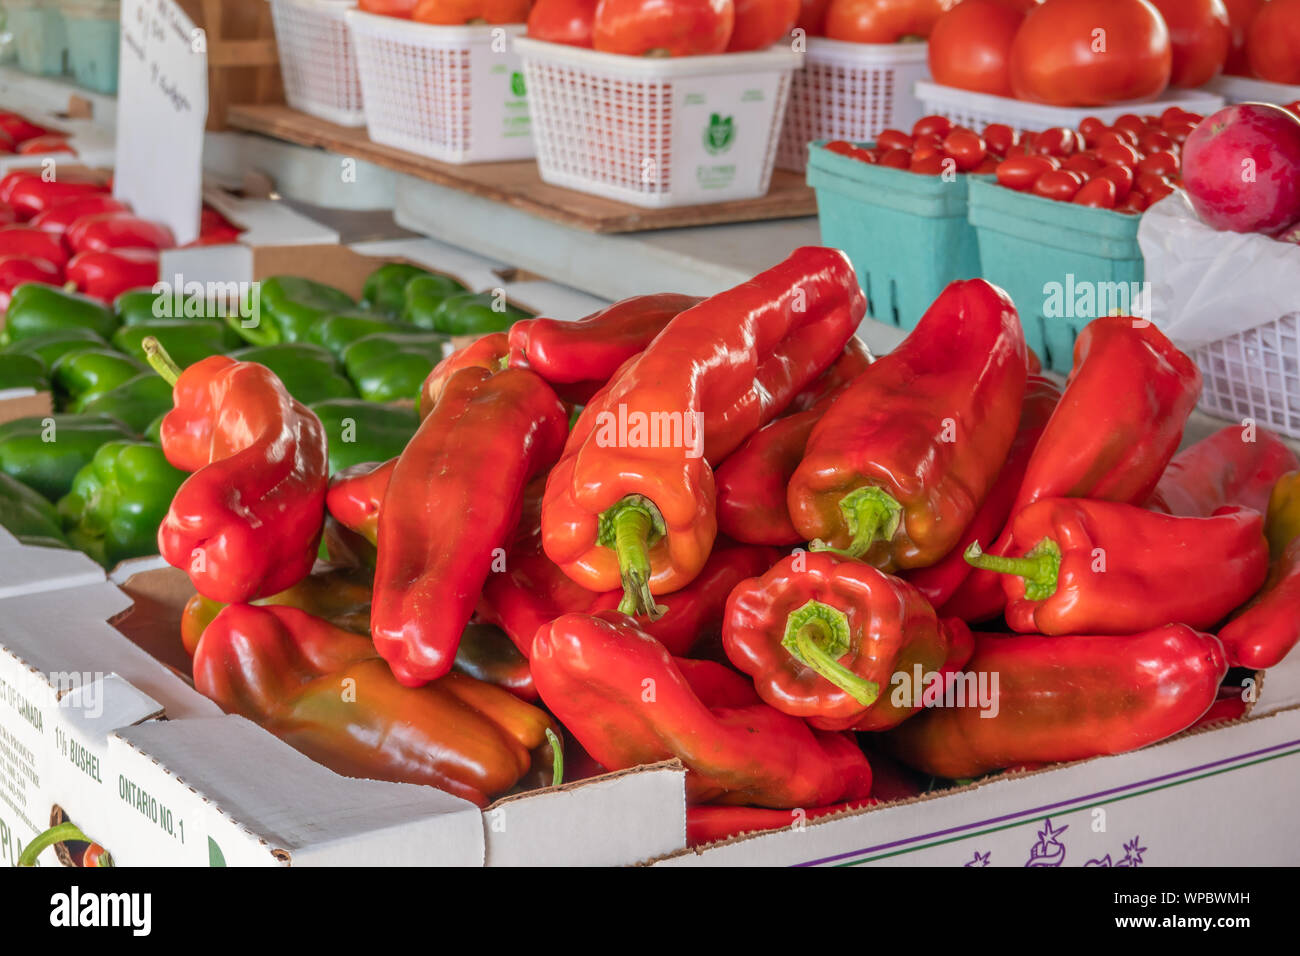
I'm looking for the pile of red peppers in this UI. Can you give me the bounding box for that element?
[163,246,1300,845]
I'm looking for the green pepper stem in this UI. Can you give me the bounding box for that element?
[545,727,564,787]
[17,822,93,867]
[598,496,667,621]
[963,539,1062,602]
[141,336,182,386]
[812,486,903,560]
[792,623,880,707]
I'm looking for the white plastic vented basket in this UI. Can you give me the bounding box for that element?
[347,12,532,164]
[1204,74,1300,107]
[515,37,800,208]
[914,82,1225,131]
[269,0,365,126]
[1193,316,1300,438]
[776,38,929,172]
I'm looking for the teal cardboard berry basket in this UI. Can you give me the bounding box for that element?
[807,141,985,332]
[967,178,1145,372]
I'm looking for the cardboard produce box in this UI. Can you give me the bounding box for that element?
[0,538,687,867]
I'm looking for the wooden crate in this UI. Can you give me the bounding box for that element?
[179,0,283,130]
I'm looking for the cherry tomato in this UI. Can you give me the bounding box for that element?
[1034,126,1083,156]
[1117,190,1149,213]
[1097,141,1141,167]
[973,155,1001,173]
[879,147,912,169]
[910,152,949,175]
[1096,163,1135,200]
[913,115,954,139]
[1063,151,1103,176]
[1139,128,1175,154]
[877,128,914,151]
[996,154,1058,190]
[1096,127,1140,149]
[1113,114,1147,137]
[927,0,1026,96]
[941,130,987,170]
[913,141,942,161]
[1078,116,1107,146]
[1137,149,1179,177]
[1008,0,1173,107]
[1164,120,1199,144]
[1032,168,1085,200]
[982,123,1018,156]
[825,140,877,162]
[1073,176,1119,208]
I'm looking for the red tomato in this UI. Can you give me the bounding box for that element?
[825,140,878,162]
[1097,141,1141,166]
[1096,162,1135,199]
[997,154,1056,189]
[1149,0,1230,87]
[1221,0,1265,74]
[797,0,832,31]
[974,155,1002,173]
[927,0,1025,96]
[1137,149,1179,177]
[592,0,733,54]
[912,141,941,161]
[982,123,1018,156]
[413,0,530,22]
[912,115,953,139]
[358,0,420,14]
[1164,119,1199,144]
[942,130,987,170]
[1117,191,1149,213]
[527,0,598,45]
[1246,0,1300,84]
[823,0,957,42]
[1008,0,1172,106]
[910,152,948,174]
[1097,127,1140,150]
[877,128,914,150]
[1074,176,1119,207]
[1160,106,1201,127]
[1032,169,1085,200]
[1034,126,1082,156]
[1063,151,1104,175]
[1139,128,1175,153]
[1113,113,1147,137]
[1136,171,1175,201]
[729,0,801,49]
[1078,116,1107,146]
[879,147,912,168]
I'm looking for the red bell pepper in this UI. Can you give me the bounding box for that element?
[66,213,176,253]
[0,112,48,144]
[788,279,1028,571]
[15,135,74,156]
[723,550,962,731]
[531,610,875,808]
[903,375,1062,608]
[2,172,108,218]
[964,499,1269,635]
[419,331,509,418]
[1146,424,1299,518]
[146,342,329,604]
[943,315,1203,622]
[67,248,159,302]
[885,625,1228,778]
[324,458,396,546]
[542,247,864,618]
[0,257,60,309]
[30,195,130,241]
[784,337,874,413]
[371,365,569,686]
[0,205,17,227]
[0,225,69,267]
[1218,492,1300,669]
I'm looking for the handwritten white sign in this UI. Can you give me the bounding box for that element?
[114,0,207,244]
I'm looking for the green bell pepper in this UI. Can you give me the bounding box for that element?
[362,263,436,317]
[74,373,174,434]
[57,440,186,567]
[0,327,108,369]
[115,287,240,326]
[52,348,147,407]
[0,470,69,549]
[229,343,357,405]
[309,398,419,475]
[1,284,119,345]
[308,311,410,359]
[428,291,530,335]
[238,276,356,346]
[342,331,454,403]
[0,353,48,391]
[402,274,471,329]
[0,414,138,500]
[112,320,239,369]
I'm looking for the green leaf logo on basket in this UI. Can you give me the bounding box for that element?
[704,114,735,156]
[510,71,526,98]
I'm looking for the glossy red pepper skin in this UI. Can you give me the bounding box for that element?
[903,375,1062,608]
[885,626,1228,779]
[973,499,1270,635]
[0,225,69,267]
[723,551,959,731]
[15,135,73,155]
[715,342,875,546]
[67,248,160,302]
[542,247,864,609]
[65,213,176,253]
[2,174,108,218]
[324,458,396,546]
[0,257,60,309]
[507,293,704,404]
[788,279,1028,571]
[531,610,874,808]
[419,332,509,417]
[371,366,569,687]
[30,196,130,242]
[944,316,1203,623]
[157,355,329,604]
[0,114,48,145]
[1146,425,1299,518]
[1219,541,1300,669]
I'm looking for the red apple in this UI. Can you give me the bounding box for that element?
[1181,103,1300,236]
